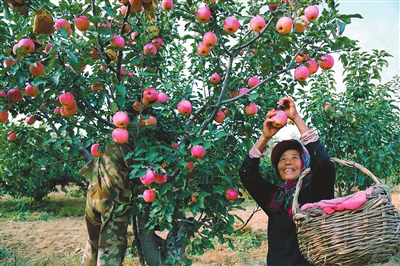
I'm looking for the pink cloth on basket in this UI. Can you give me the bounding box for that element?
[301,187,373,214]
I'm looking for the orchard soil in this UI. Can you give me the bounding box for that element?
[1,190,400,266]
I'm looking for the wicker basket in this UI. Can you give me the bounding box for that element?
[292,158,400,266]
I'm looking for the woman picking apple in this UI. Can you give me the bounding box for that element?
[239,96,336,265]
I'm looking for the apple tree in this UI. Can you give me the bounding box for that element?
[0,0,398,264]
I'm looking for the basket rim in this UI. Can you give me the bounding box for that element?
[292,157,383,216]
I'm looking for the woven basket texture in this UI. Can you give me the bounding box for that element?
[292,158,400,266]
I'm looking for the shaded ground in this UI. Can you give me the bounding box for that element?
[0,190,399,265]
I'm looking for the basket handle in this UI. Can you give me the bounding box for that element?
[292,157,382,216]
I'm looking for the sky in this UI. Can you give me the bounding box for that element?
[333,0,400,86]
[277,0,400,140]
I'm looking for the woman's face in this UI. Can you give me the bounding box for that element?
[277,149,302,181]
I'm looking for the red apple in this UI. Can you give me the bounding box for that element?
[177,100,192,115]
[74,16,90,32]
[224,16,240,34]
[131,31,139,41]
[143,43,157,56]
[226,189,239,201]
[4,59,16,67]
[154,168,168,184]
[210,72,221,85]
[250,15,266,32]
[271,110,287,128]
[324,103,331,111]
[7,88,23,102]
[294,15,309,33]
[90,47,101,60]
[305,59,319,74]
[245,102,258,115]
[318,54,334,70]
[191,145,206,158]
[239,87,249,95]
[25,116,36,125]
[191,191,200,203]
[112,128,129,144]
[145,115,157,128]
[140,168,156,185]
[152,37,163,49]
[214,110,225,123]
[91,82,102,92]
[143,189,157,202]
[54,107,60,114]
[0,91,6,98]
[17,38,35,54]
[143,87,158,102]
[113,111,129,128]
[187,161,194,172]
[59,92,75,106]
[60,104,78,116]
[0,110,9,123]
[294,65,309,81]
[304,5,319,22]
[197,42,210,56]
[172,142,179,149]
[110,35,125,47]
[25,84,39,97]
[155,92,169,103]
[276,16,293,34]
[197,6,211,23]
[7,131,17,141]
[247,76,260,88]
[44,43,58,54]
[161,0,173,11]
[203,32,217,47]
[29,62,44,76]
[295,53,308,63]
[91,143,105,157]
[269,4,278,11]
[191,191,200,202]
[132,101,142,112]
[55,18,71,33]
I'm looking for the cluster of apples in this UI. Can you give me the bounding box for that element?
[58,92,78,117]
[140,168,169,202]
[112,111,130,144]
[294,53,335,81]
[119,0,173,15]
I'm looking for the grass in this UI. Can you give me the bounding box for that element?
[0,195,85,221]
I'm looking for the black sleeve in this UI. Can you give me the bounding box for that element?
[305,140,336,201]
[239,154,276,211]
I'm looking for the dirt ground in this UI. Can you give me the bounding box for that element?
[1,192,399,266]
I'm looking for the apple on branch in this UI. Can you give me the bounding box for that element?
[112,128,129,144]
[143,189,157,203]
[226,189,239,201]
[305,59,319,74]
[250,15,266,32]
[91,143,105,157]
[74,16,90,32]
[140,168,156,185]
[276,16,293,34]
[224,16,240,34]
[318,54,334,70]
[210,72,221,85]
[197,6,211,23]
[214,110,225,123]
[294,65,310,81]
[245,102,258,116]
[0,110,9,123]
[191,145,206,159]
[177,99,192,115]
[113,111,129,128]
